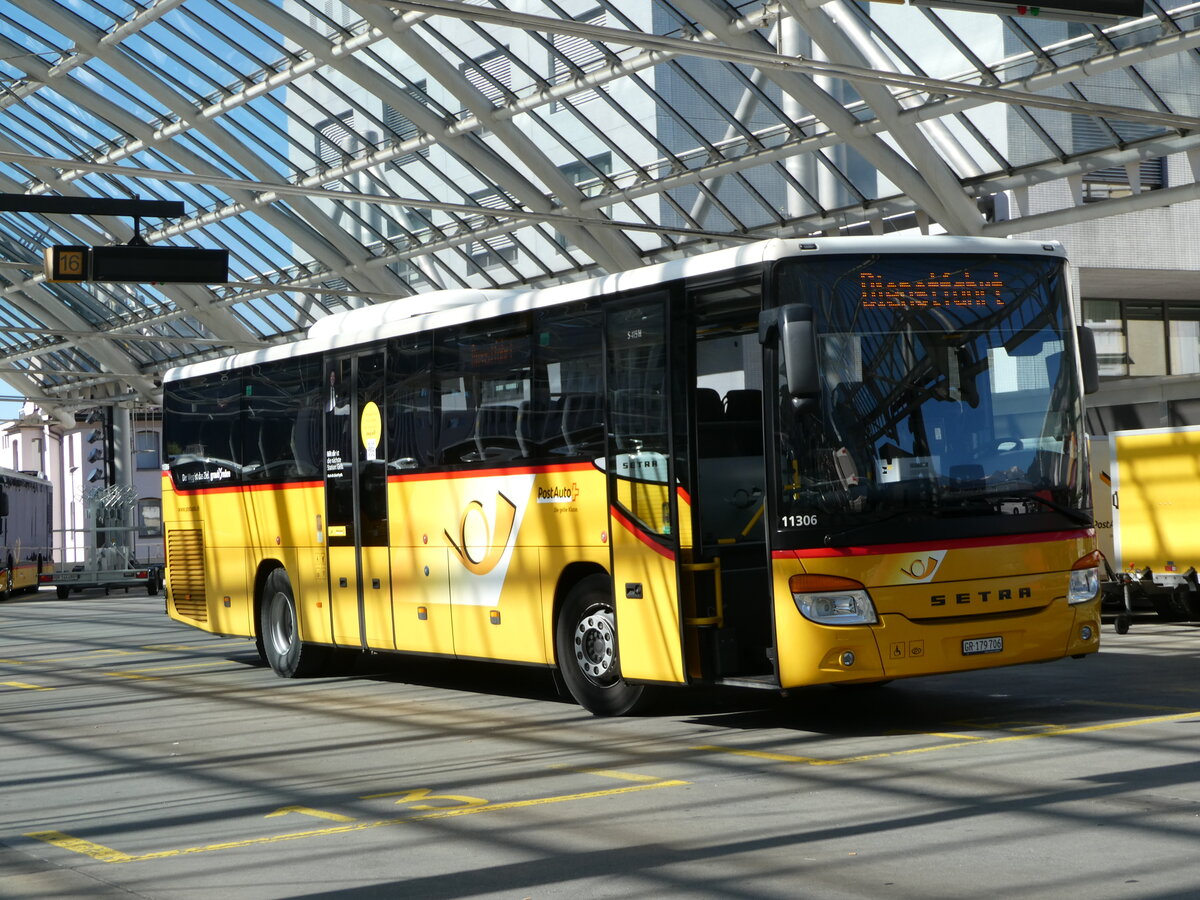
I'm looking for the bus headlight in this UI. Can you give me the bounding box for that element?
[1068,551,1103,605]
[789,575,878,625]
[1068,566,1100,604]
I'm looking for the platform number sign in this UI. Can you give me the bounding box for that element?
[43,245,89,282]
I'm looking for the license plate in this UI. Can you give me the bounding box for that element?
[962,636,1003,656]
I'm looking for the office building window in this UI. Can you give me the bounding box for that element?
[1083,299,1200,378]
[135,430,160,470]
[138,498,162,538]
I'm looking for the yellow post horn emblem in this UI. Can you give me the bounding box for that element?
[445,492,518,575]
[901,556,942,580]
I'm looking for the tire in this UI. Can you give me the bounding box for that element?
[56,586,70,600]
[260,567,328,678]
[254,631,268,664]
[555,573,643,716]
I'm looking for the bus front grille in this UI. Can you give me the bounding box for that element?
[167,529,207,623]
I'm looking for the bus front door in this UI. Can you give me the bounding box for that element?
[605,295,687,686]
[685,281,774,682]
[324,350,393,650]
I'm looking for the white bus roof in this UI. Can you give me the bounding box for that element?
[164,235,1065,384]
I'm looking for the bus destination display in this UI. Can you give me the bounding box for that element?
[859,270,1006,308]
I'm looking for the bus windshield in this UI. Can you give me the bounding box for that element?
[772,252,1090,547]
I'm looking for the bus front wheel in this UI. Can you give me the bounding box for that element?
[555,574,643,716]
[260,568,327,678]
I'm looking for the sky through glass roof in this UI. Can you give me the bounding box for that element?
[0,0,1198,422]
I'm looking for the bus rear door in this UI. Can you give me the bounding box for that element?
[605,295,688,686]
[324,350,393,650]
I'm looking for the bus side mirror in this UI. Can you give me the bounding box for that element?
[760,304,819,400]
[1076,325,1100,395]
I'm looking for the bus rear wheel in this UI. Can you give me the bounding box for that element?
[260,568,328,678]
[555,574,643,716]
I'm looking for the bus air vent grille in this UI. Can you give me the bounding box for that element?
[168,529,207,622]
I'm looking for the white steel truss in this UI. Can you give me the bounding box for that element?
[0,0,1198,417]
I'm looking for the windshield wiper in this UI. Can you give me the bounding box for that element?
[821,509,931,547]
[821,491,1090,547]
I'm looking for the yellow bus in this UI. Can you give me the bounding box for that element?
[161,236,1102,714]
[0,467,53,601]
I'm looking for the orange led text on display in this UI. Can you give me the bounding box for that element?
[859,271,1006,308]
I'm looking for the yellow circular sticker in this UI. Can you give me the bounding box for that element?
[360,401,382,459]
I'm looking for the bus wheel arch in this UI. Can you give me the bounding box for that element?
[553,567,644,716]
[252,561,282,663]
[259,565,327,677]
[1,556,12,601]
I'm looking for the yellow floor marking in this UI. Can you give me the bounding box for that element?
[1,681,54,691]
[1073,698,1200,713]
[106,662,232,679]
[142,643,240,651]
[265,806,355,822]
[24,832,133,863]
[26,650,138,665]
[0,658,26,665]
[25,779,689,864]
[696,709,1200,766]
[549,766,668,783]
[358,788,487,809]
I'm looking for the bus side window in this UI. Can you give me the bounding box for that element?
[163,372,244,484]
[535,302,603,460]
[388,336,435,470]
[292,406,321,477]
[433,315,532,466]
[292,356,323,477]
[237,355,323,481]
[560,393,603,455]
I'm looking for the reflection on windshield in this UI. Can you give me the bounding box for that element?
[773,253,1089,545]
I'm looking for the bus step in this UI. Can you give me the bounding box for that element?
[713,674,779,690]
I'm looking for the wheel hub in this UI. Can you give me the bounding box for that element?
[269,592,294,655]
[573,606,616,685]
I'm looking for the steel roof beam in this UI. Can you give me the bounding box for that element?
[781,0,984,234]
[22,0,411,303]
[345,0,643,271]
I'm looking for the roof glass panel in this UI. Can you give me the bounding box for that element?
[0,0,1197,417]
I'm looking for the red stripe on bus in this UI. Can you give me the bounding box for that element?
[609,505,676,561]
[169,479,323,496]
[388,461,598,483]
[772,528,1094,560]
[168,461,598,494]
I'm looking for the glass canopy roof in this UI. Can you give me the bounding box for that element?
[0,0,1197,421]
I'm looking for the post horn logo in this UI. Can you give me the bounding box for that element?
[445,492,518,575]
[900,551,946,583]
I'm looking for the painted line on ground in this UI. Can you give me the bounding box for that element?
[106,661,238,679]
[696,709,1200,766]
[141,642,249,652]
[549,765,670,783]
[25,776,689,864]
